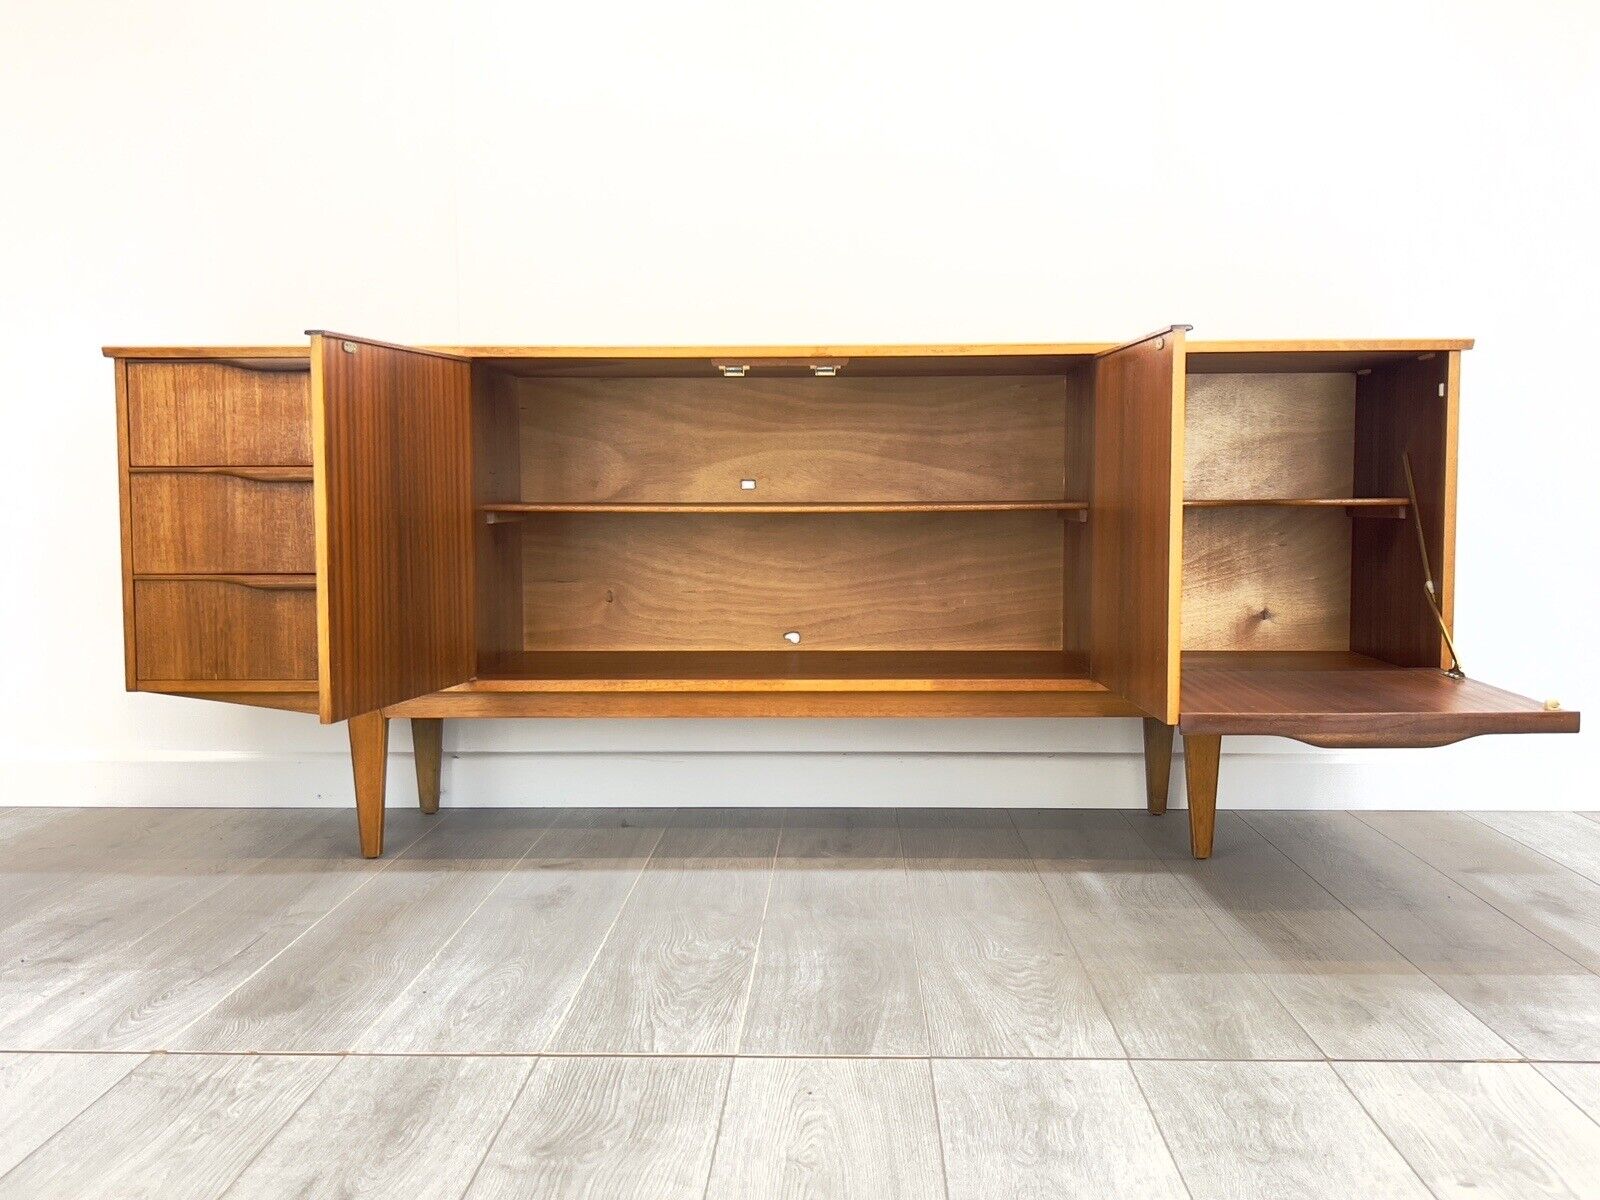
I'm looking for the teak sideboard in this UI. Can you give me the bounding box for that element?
[106,329,1580,858]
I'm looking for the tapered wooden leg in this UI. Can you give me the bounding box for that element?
[1183,733,1221,860]
[349,711,388,858]
[1142,718,1174,815]
[412,718,443,815]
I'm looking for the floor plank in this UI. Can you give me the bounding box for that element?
[1362,810,1600,974]
[223,1055,532,1199]
[0,1053,336,1200]
[357,809,669,1053]
[898,809,1121,1057]
[1536,1063,1600,1120]
[740,810,926,1056]
[551,810,781,1055]
[1249,811,1600,1060]
[0,811,430,1052]
[1135,1060,1432,1200]
[934,1059,1187,1199]
[705,1057,945,1200]
[467,1056,729,1200]
[1476,812,1600,887]
[1335,1061,1600,1200]
[174,810,551,1052]
[1136,812,1515,1059]
[0,810,309,1026]
[0,1052,144,1176]
[1013,809,1318,1059]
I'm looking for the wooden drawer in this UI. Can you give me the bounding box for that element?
[134,577,316,682]
[127,361,311,466]
[131,471,314,574]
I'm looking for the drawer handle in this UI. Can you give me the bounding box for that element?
[129,466,312,482]
[217,575,316,590]
[137,573,316,591]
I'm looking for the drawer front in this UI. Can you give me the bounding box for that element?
[131,472,314,574]
[134,578,316,681]
[127,361,311,466]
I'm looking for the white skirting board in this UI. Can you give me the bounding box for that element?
[6,740,1590,810]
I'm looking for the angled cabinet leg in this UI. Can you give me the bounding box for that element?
[349,712,389,858]
[1183,733,1221,860]
[1142,719,1174,815]
[412,718,443,815]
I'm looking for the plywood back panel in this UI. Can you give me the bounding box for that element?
[311,334,475,722]
[1089,330,1185,722]
[1351,352,1457,667]
[1184,372,1356,499]
[511,375,1070,503]
[1183,507,1351,651]
[518,512,1064,651]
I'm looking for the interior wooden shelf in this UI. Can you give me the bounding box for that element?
[1184,497,1407,516]
[469,650,1102,692]
[480,501,1089,517]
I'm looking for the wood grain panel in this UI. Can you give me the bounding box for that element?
[1184,372,1355,499]
[1089,328,1185,721]
[1351,352,1457,666]
[1182,506,1351,651]
[311,333,475,722]
[130,474,312,574]
[133,579,316,682]
[510,374,1069,502]
[126,361,311,466]
[518,512,1064,651]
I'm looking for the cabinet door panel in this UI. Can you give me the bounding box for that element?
[1089,328,1185,722]
[311,333,475,722]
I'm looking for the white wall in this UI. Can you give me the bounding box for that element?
[2,0,1594,810]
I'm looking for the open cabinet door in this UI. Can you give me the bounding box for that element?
[1089,326,1186,723]
[310,332,475,723]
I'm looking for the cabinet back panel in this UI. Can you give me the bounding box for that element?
[517,512,1065,651]
[1183,507,1351,651]
[510,375,1069,503]
[1184,373,1355,499]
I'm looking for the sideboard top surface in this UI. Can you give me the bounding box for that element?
[102,337,1475,361]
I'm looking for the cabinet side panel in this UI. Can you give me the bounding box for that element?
[1062,364,1093,655]
[474,365,524,666]
[313,335,476,721]
[1089,330,1185,721]
[114,359,137,689]
[1351,352,1456,667]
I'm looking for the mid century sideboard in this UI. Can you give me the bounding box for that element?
[106,329,1579,858]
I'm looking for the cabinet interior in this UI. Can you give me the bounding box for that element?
[471,356,1097,684]
[1180,351,1452,669]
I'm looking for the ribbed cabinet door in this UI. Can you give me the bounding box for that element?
[310,332,475,723]
[1089,327,1186,724]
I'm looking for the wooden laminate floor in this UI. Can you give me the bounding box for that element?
[4,806,1600,1198]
